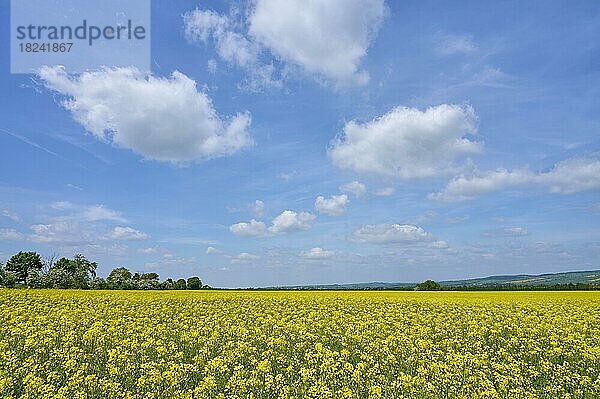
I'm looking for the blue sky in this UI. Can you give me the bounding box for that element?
[1,0,599,287]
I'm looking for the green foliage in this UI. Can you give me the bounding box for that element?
[0,262,18,288]
[43,254,97,289]
[5,251,43,285]
[137,272,160,290]
[107,267,133,290]
[415,280,442,291]
[161,278,175,290]
[0,251,207,290]
[174,278,187,290]
[26,270,46,288]
[187,276,202,290]
[89,277,107,290]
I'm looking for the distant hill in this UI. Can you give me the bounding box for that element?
[440,270,600,287]
[261,270,600,290]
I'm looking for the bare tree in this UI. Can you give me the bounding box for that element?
[42,253,59,274]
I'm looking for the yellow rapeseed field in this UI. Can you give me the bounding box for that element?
[1,290,599,398]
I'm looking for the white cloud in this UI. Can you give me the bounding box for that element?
[109,226,148,241]
[249,0,385,86]
[1,210,20,222]
[0,228,23,241]
[206,246,221,255]
[230,210,316,237]
[184,0,385,87]
[429,157,600,201]
[232,252,260,263]
[374,187,395,196]
[315,194,349,216]
[50,201,127,223]
[329,104,481,178]
[80,205,126,222]
[183,9,280,89]
[29,222,88,245]
[184,10,261,68]
[51,202,126,223]
[300,247,335,259]
[229,219,270,237]
[38,66,253,163]
[269,210,316,234]
[340,181,367,198]
[250,200,265,217]
[351,224,430,244]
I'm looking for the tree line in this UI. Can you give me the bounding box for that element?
[0,251,208,290]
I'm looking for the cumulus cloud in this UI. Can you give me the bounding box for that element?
[300,247,335,259]
[109,226,148,241]
[429,157,600,201]
[184,0,385,87]
[315,194,349,216]
[249,0,385,86]
[351,224,430,244]
[329,104,481,178]
[270,210,316,234]
[230,210,316,237]
[38,66,253,163]
[340,181,367,198]
[232,252,260,263]
[229,219,270,237]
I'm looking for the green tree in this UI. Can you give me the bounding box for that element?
[0,262,14,287]
[26,270,46,288]
[174,278,187,290]
[187,276,202,290]
[161,278,174,290]
[45,258,74,288]
[5,251,43,285]
[415,280,442,291]
[137,272,160,290]
[89,277,107,290]
[107,267,133,290]
[0,267,17,287]
[73,254,97,280]
[43,255,97,289]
